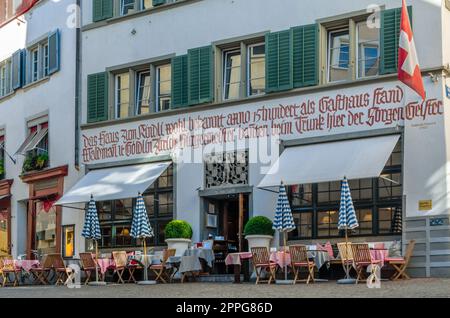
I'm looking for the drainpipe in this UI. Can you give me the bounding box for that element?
[74,0,81,169]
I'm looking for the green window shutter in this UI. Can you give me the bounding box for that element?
[188,46,214,106]
[153,0,166,6]
[171,55,188,108]
[87,72,109,123]
[265,30,293,93]
[380,6,412,75]
[93,0,113,22]
[291,24,319,88]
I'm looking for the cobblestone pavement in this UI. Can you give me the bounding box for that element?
[0,279,449,298]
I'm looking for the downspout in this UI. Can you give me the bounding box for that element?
[74,0,81,169]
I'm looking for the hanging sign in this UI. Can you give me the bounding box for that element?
[418,200,433,211]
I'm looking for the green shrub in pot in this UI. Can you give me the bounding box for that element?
[165,220,193,239]
[244,216,275,236]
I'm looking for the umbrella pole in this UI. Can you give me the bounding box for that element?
[284,231,288,281]
[95,240,99,282]
[143,239,148,281]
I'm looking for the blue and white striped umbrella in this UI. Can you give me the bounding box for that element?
[338,178,359,230]
[81,196,101,240]
[273,184,296,232]
[131,195,154,239]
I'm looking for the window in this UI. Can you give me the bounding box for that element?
[42,43,49,77]
[136,70,151,115]
[140,0,153,9]
[0,61,10,97]
[115,72,130,119]
[223,49,241,100]
[247,43,265,96]
[120,0,136,16]
[0,135,4,179]
[289,138,403,240]
[328,29,350,82]
[16,120,49,172]
[156,64,171,112]
[33,201,57,255]
[97,166,173,248]
[62,225,75,258]
[31,48,39,82]
[357,22,379,78]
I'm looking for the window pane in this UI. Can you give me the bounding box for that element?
[328,30,350,82]
[116,73,130,119]
[98,201,112,221]
[114,199,133,220]
[357,22,380,78]
[142,0,153,9]
[157,64,171,112]
[317,210,339,237]
[248,44,265,96]
[223,50,241,100]
[136,71,151,115]
[378,206,402,234]
[289,212,313,239]
[121,0,135,15]
[115,224,133,247]
[100,225,112,248]
[34,202,57,255]
[158,220,170,245]
[290,184,313,207]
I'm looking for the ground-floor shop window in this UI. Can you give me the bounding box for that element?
[289,140,402,239]
[62,225,75,258]
[97,166,173,248]
[0,208,9,256]
[33,201,57,255]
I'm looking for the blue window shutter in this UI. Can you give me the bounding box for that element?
[48,29,60,75]
[11,49,24,90]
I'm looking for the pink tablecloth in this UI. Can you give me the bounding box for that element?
[370,250,388,267]
[225,252,252,266]
[4,260,40,272]
[270,251,291,268]
[96,258,115,274]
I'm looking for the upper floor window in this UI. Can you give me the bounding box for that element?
[0,60,11,97]
[42,43,49,77]
[156,64,171,112]
[247,43,266,96]
[136,70,151,115]
[328,29,350,83]
[223,49,241,101]
[357,22,379,78]
[140,0,153,10]
[120,0,136,16]
[16,119,49,173]
[115,72,130,119]
[31,48,39,82]
[326,18,380,83]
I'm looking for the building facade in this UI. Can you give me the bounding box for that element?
[2,0,450,278]
[0,0,83,259]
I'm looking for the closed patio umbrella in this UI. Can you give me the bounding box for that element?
[273,183,296,283]
[82,195,105,286]
[337,177,359,284]
[130,193,155,285]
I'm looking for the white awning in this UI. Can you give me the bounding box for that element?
[56,161,171,205]
[258,135,400,188]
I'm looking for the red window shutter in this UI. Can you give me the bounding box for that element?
[29,126,38,134]
[40,122,48,129]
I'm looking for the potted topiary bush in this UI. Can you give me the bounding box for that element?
[244,216,275,251]
[165,220,193,256]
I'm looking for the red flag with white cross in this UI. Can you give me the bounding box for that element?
[398,0,426,100]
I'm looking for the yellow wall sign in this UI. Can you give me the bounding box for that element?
[419,200,433,211]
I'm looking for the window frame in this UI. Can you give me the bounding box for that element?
[135,69,151,115]
[355,21,380,79]
[114,72,131,119]
[327,28,350,83]
[222,48,242,101]
[30,46,40,83]
[246,42,266,97]
[155,63,172,113]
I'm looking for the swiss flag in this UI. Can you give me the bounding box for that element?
[398,0,426,100]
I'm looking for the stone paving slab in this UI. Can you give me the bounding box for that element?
[0,279,449,298]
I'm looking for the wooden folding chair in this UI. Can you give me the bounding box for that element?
[250,247,277,285]
[112,251,139,283]
[150,249,176,283]
[386,240,416,281]
[289,245,315,284]
[80,253,101,285]
[337,242,354,279]
[351,243,381,284]
[48,254,72,286]
[30,255,53,285]
[0,256,21,287]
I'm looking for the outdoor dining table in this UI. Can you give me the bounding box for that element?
[224,252,253,283]
[270,250,331,270]
[11,260,40,272]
